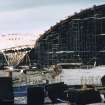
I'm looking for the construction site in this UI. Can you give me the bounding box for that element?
[0,3,105,105]
[23,4,105,69]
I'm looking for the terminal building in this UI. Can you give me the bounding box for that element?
[24,4,105,68]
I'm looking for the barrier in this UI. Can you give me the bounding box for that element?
[0,77,14,105]
[27,86,44,105]
[46,82,68,103]
[67,89,101,105]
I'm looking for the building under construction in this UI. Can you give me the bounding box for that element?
[26,4,105,68]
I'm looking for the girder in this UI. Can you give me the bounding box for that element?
[1,45,33,66]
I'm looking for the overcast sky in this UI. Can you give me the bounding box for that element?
[0,0,105,35]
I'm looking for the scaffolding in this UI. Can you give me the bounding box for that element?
[31,4,105,68]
